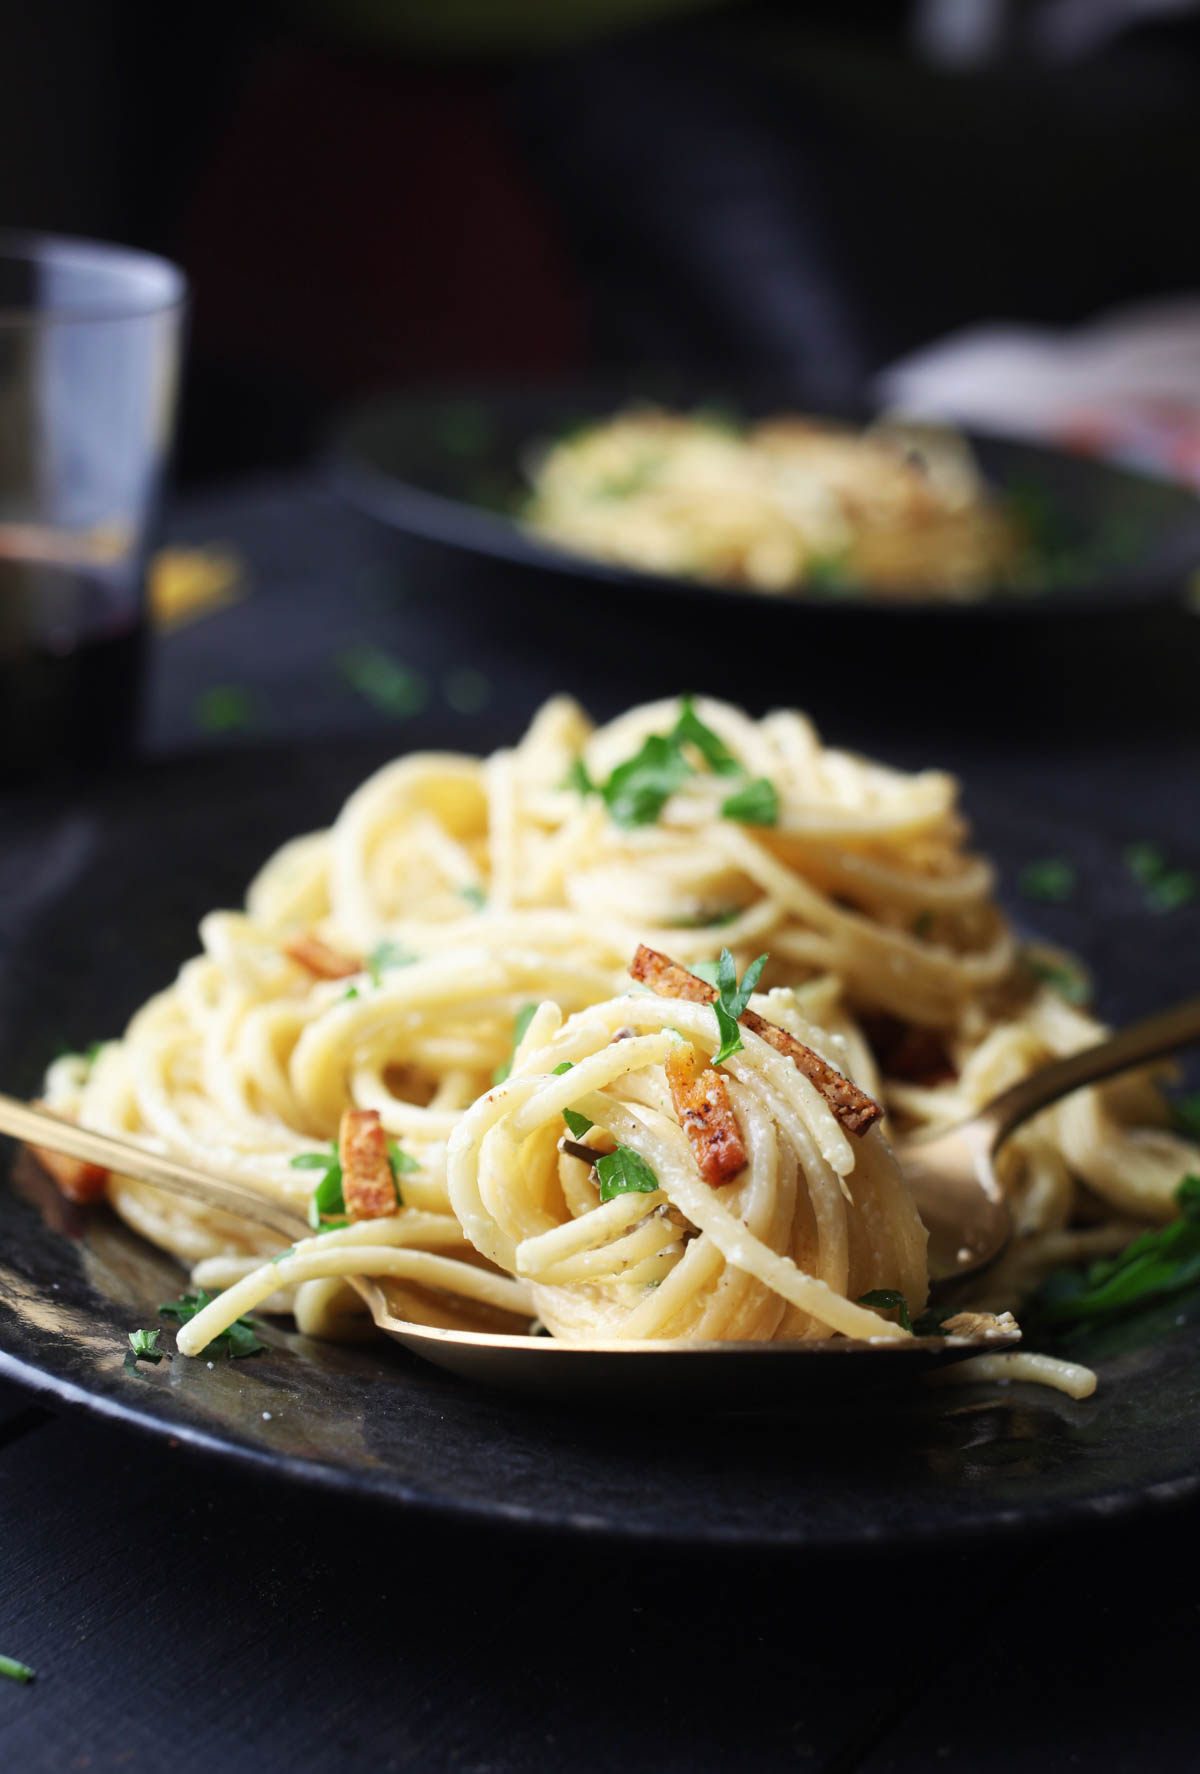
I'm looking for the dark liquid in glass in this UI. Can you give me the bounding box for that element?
[0,557,145,779]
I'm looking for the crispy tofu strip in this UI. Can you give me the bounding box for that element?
[630,944,882,1136]
[28,1106,109,1203]
[664,1043,747,1185]
[283,931,361,980]
[338,1107,399,1221]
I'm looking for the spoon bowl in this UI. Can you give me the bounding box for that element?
[893,993,1200,1286]
[357,1281,1010,1406]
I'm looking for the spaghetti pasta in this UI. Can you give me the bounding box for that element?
[40,695,1199,1394]
[523,409,1022,598]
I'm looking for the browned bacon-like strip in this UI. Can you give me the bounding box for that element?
[338,1107,399,1221]
[29,1106,109,1203]
[283,932,361,980]
[630,944,882,1137]
[664,1044,747,1185]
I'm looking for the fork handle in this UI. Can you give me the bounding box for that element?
[984,996,1200,1153]
[0,1092,307,1240]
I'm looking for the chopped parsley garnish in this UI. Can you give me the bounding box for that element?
[493,1002,538,1084]
[83,1040,103,1067]
[1018,858,1077,903]
[603,732,693,828]
[158,1292,266,1358]
[367,940,415,985]
[805,552,852,592]
[1149,871,1197,914]
[1122,841,1196,912]
[0,1655,34,1685]
[595,1145,661,1203]
[338,645,429,718]
[387,1139,418,1206]
[670,907,740,928]
[343,985,359,1001]
[459,884,487,910]
[856,1290,912,1333]
[1171,1094,1200,1141]
[711,947,768,1066]
[127,1328,163,1364]
[674,697,741,776]
[1027,1173,1200,1330]
[1124,841,1168,885]
[291,1143,346,1229]
[720,777,778,826]
[442,666,491,714]
[551,1060,594,1137]
[562,698,779,830]
[1026,954,1091,1006]
[194,684,258,734]
[562,757,595,796]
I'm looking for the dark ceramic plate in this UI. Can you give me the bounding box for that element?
[334,382,1200,615]
[0,735,1198,1549]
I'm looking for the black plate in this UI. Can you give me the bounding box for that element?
[334,382,1200,615]
[0,735,1198,1549]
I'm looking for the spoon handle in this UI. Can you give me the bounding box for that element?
[0,1092,307,1239]
[984,996,1200,1152]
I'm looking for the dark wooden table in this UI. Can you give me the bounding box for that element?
[2,472,1199,1772]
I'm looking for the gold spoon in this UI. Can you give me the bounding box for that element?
[893,994,1200,1284]
[3,988,1197,1398]
[0,1094,1014,1403]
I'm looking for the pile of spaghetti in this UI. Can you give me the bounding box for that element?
[39,697,1198,1393]
[524,409,1022,598]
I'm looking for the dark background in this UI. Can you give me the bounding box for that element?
[4,0,1200,481]
[2,6,1200,1770]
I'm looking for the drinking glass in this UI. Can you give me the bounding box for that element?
[0,232,186,777]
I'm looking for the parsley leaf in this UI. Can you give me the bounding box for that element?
[711,948,768,1066]
[157,1292,266,1358]
[290,1144,345,1228]
[562,758,595,796]
[721,777,778,825]
[1027,955,1091,1006]
[0,1655,34,1685]
[551,1060,594,1137]
[856,1289,912,1333]
[1027,1173,1200,1329]
[367,940,415,986]
[127,1328,163,1364]
[691,959,722,986]
[387,1139,418,1206]
[675,697,741,776]
[602,733,693,828]
[669,907,741,928]
[493,1002,538,1084]
[573,698,778,832]
[1148,870,1197,914]
[1121,841,1196,912]
[1124,841,1169,885]
[343,985,359,1001]
[338,645,428,718]
[595,1145,661,1203]
[194,684,258,734]
[1018,859,1077,903]
[459,884,486,910]
[1171,1094,1200,1141]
